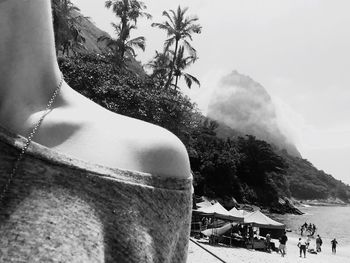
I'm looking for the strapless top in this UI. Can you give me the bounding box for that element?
[0,126,192,262]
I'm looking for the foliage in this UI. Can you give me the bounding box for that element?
[58,53,198,145]
[151,6,201,89]
[281,152,350,201]
[236,135,287,186]
[172,46,200,89]
[187,119,288,205]
[51,0,86,55]
[147,51,171,87]
[100,0,151,68]
[148,47,200,90]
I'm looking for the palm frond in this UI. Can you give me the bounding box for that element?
[162,10,175,28]
[164,37,175,51]
[127,36,146,51]
[183,39,197,57]
[184,73,200,89]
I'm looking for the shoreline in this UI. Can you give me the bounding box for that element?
[187,233,350,263]
[299,203,349,207]
[296,199,350,207]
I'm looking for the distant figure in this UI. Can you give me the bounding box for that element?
[303,222,308,229]
[249,224,254,249]
[279,231,288,257]
[298,237,307,258]
[201,217,209,229]
[306,236,311,249]
[316,235,323,252]
[310,224,316,236]
[265,233,271,252]
[331,238,338,254]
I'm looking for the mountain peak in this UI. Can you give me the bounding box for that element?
[208,70,301,157]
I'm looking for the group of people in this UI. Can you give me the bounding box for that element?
[297,234,323,258]
[300,222,317,236]
[277,231,339,258]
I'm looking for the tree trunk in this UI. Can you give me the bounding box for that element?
[175,75,179,89]
[165,39,179,89]
[119,14,129,64]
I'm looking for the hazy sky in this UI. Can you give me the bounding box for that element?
[72,0,350,184]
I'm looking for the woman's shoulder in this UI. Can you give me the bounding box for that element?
[114,112,191,179]
[41,87,191,179]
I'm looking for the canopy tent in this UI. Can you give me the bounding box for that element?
[238,209,251,217]
[201,222,238,237]
[243,210,285,229]
[196,200,213,208]
[193,202,244,222]
[229,207,247,219]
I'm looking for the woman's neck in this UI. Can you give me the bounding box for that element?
[0,0,62,129]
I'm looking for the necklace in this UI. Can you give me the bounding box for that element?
[0,73,64,204]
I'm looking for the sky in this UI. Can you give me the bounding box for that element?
[72,0,350,184]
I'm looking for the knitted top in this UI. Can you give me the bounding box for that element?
[0,126,192,262]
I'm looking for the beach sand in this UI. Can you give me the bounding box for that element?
[187,235,350,263]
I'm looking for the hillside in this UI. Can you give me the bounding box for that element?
[281,151,350,202]
[67,11,146,77]
[71,10,110,53]
[213,121,350,205]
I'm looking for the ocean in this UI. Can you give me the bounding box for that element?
[270,206,350,247]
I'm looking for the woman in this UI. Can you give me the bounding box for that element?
[0,0,192,262]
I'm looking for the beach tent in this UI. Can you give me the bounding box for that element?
[201,222,238,237]
[193,202,244,222]
[238,209,251,217]
[196,200,213,208]
[229,207,245,221]
[243,210,285,229]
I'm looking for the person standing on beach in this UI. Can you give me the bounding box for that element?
[331,238,338,254]
[297,237,307,258]
[265,233,271,253]
[316,235,323,252]
[279,231,288,257]
[249,224,254,249]
[306,236,311,249]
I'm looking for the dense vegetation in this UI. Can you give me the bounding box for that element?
[53,0,350,210]
[282,152,350,201]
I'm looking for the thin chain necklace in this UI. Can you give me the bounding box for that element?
[0,74,64,204]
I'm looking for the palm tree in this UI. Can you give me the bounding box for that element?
[147,51,171,86]
[172,46,200,89]
[98,23,145,67]
[102,0,151,67]
[52,0,86,56]
[105,0,152,24]
[151,6,201,88]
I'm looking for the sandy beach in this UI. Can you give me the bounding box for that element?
[187,234,350,263]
